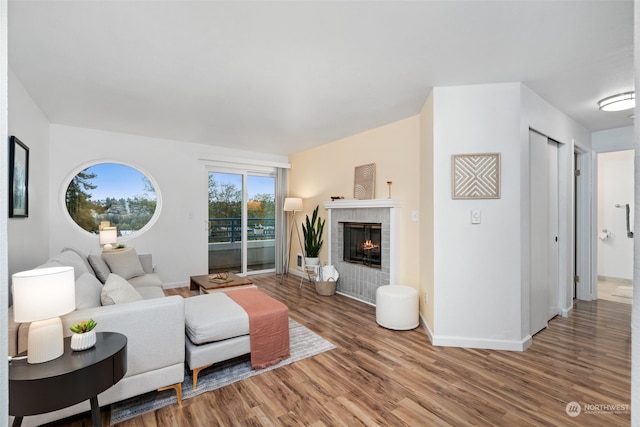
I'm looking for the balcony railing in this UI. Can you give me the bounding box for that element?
[208,217,275,243]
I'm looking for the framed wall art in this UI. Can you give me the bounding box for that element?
[452,153,500,199]
[9,136,29,218]
[354,163,376,200]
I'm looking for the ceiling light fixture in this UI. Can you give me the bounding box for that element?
[598,91,635,111]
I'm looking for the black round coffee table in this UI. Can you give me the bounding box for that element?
[9,331,127,427]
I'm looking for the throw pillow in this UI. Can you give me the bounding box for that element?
[101,273,143,306]
[88,254,111,283]
[75,273,103,309]
[102,248,145,280]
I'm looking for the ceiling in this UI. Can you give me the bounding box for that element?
[8,1,634,156]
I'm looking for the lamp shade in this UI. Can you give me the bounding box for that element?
[12,266,76,323]
[100,226,118,245]
[284,197,303,212]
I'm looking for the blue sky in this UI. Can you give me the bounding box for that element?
[211,173,275,199]
[85,163,155,201]
[83,165,274,202]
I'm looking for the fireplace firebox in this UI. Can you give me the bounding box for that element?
[342,222,382,268]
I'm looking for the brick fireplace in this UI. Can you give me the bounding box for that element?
[324,199,402,304]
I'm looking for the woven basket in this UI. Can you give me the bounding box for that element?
[315,278,337,296]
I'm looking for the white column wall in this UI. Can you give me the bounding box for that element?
[0,0,9,421]
[432,83,525,350]
[429,82,590,351]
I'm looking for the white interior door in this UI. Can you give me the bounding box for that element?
[530,130,559,335]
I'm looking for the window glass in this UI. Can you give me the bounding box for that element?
[65,163,158,235]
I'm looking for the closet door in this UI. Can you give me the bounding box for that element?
[530,130,559,336]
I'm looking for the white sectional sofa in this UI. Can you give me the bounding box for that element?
[7,247,185,426]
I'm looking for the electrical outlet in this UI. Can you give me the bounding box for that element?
[424,292,428,304]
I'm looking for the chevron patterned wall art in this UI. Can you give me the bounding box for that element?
[452,153,501,199]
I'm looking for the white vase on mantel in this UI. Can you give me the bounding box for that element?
[70,330,96,351]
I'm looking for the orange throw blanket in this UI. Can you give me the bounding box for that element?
[226,288,290,369]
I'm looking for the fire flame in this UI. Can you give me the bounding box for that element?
[362,240,380,250]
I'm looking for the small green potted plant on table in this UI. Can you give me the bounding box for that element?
[70,319,97,351]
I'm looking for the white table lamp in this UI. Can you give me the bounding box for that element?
[12,266,76,364]
[100,226,118,250]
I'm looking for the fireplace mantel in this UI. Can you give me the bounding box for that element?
[323,199,402,210]
[323,199,401,304]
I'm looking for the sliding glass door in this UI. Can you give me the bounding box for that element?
[208,170,276,274]
[246,175,276,272]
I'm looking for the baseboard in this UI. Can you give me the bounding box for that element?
[334,291,375,307]
[419,313,434,343]
[431,333,532,352]
[163,281,188,289]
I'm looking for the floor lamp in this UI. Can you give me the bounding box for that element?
[281,197,304,285]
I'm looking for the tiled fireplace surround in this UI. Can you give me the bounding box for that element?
[324,199,401,304]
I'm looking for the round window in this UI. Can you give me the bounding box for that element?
[65,163,159,235]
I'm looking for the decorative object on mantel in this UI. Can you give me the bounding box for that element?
[330,196,344,201]
[386,181,392,199]
[302,205,325,266]
[354,163,376,200]
[69,319,98,351]
[451,153,501,199]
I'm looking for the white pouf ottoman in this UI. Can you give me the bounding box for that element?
[376,285,419,330]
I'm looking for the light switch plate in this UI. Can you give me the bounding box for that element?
[471,210,481,224]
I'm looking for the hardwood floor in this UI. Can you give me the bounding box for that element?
[48,274,630,426]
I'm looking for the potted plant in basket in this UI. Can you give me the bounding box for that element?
[302,205,325,266]
[70,319,97,351]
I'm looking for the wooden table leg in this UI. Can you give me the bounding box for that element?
[90,396,101,427]
[12,416,23,427]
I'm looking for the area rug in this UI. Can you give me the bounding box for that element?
[611,285,633,299]
[110,318,335,425]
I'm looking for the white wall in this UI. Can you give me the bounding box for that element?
[592,126,634,152]
[597,150,634,281]
[428,82,590,351]
[521,84,592,317]
[1,0,9,421]
[48,124,289,287]
[431,83,524,349]
[7,70,51,280]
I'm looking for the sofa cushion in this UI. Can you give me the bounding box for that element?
[128,273,162,288]
[75,272,103,309]
[184,293,249,344]
[62,248,94,276]
[48,250,91,279]
[136,286,166,299]
[102,248,145,280]
[101,273,143,306]
[88,254,111,283]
